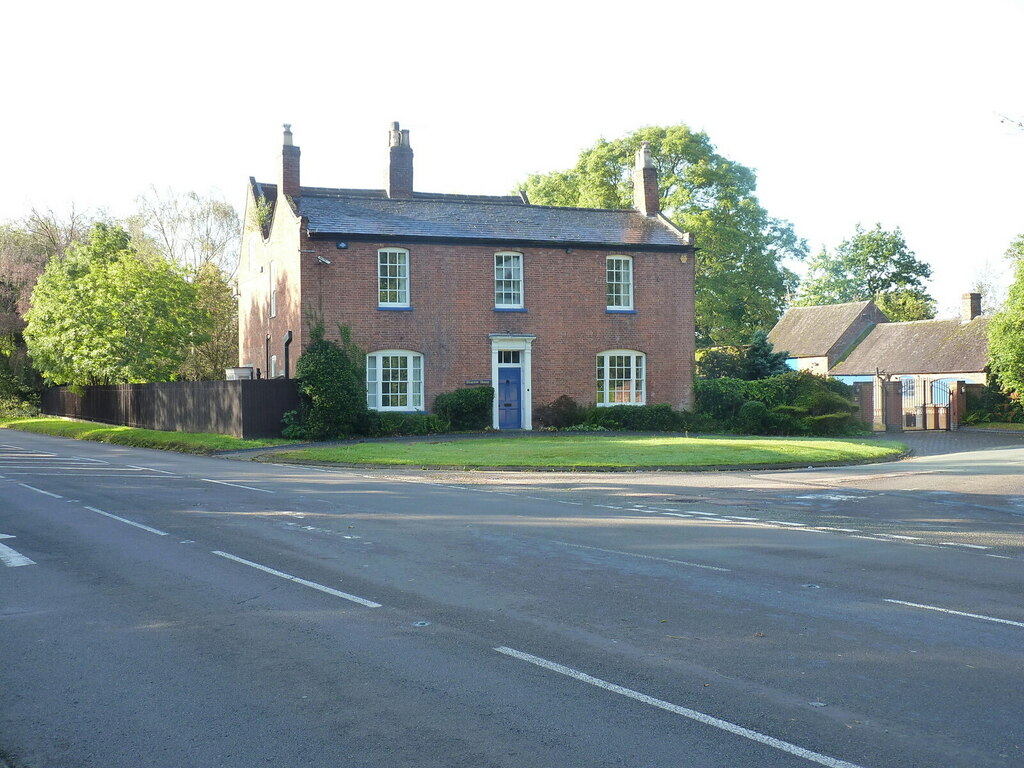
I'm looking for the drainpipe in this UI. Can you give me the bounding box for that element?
[283,330,293,379]
[265,334,271,379]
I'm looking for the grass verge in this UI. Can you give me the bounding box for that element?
[0,416,294,454]
[967,422,1024,431]
[278,434,906,469]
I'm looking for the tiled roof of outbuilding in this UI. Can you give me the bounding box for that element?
[255,183,692,250]
[767,301,884,358]
[830,317,990,376]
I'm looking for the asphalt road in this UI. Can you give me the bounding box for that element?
[1,430,1022,767]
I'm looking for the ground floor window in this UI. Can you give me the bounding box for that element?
[596,350,645,405]
[366,350,423,410]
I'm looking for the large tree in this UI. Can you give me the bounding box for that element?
[988,234,1024,396]
[128,189,242,379]
[520,125,805,346]
[24,223,211,387]
[796,224,935,321]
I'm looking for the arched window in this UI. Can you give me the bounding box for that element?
[366,350,423,410]
[596,350,645,405]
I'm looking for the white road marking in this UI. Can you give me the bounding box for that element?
[878,534,920,540]
[83,506,169,536]
[126,465,177,474]
[723,516,760,521]
[554,540,730,572]
[939,542,990,550]
[494,647,866,768]
[201,478,274,493]
[661,512,694,519]
[766,521,806,526]
[212,551,382,608]
[17,483,63,498]
[884,599,1024,629]
[0,535,35,567]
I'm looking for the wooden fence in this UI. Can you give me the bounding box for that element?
[40,380,299,439]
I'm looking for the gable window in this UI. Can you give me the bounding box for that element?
[269,261,277,318]
[378,248,409,307]
[366,350,423,410]
[606,255,633,310]
[596,350,645,405]
[494,251,524,309]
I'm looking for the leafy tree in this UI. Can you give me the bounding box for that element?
[520,125,805,346]
[988,234,1024,397]
[128,190,242,379]
[696,331,790,380]
[176,263,239,380]
[129,188,241,276]
[24,223,211,387]
[796,224,935,320]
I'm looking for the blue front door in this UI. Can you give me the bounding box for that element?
[498,367,522,429]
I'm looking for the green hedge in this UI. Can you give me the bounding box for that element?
[432,386,494,431]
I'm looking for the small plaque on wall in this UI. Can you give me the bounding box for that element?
[464,379,492,386]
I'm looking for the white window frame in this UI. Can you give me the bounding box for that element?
[269,261,277,318]
[366,350,423,411]
[606,255,633,310]
[494,251,524,309]
[596,350,646,406]
[378,248,410,307]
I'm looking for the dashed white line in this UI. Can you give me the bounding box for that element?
[17,483,63,499]
[126,465,177,475]
[201,478,274,493]
[767,521,806,527]
[494,647,866,768]
[661,512,695,519]
[939,542,990,550]
[554,540,730,572]
[83,506,169,536]
[884,599,1024,629]
[212,551,382,608]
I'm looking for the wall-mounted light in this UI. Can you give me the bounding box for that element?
[336,242,348,249]
[317,255,332,265]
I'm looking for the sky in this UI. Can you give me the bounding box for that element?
[4,0,1023,317]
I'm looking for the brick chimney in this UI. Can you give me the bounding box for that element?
[633,142,660,216]
[961,292,982,322]
[280,124,301,199]
[386,122,414,199]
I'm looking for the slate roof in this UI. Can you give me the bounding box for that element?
[253,182,692,251]
[767,301,885,358]
[830,317,990,376]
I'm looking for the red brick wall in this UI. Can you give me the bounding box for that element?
[295,234,696,413]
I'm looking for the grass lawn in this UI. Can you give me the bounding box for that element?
[280,434,906,469]
[968,422,1024,431]
[0,416,294,454]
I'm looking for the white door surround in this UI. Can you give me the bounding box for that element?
[489,334,535,430]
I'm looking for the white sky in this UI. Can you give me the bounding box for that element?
[4,0,1023,316]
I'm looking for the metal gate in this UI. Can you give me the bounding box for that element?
[899,378,950,430]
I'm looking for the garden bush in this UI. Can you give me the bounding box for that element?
[367,412,449,437]
[432,386,494,431]
[533,395,586,429]
[283,322,368,440]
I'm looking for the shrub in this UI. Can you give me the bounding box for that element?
[287,322,369,440]
[432,386,494,431]
[736,400,771,434]
[534,395,586,429]
[367,412,449,437]
[583,403,685,432]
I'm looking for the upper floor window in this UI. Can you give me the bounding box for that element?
[494,251,524,309]
[366,350,423,410]
[378,248,409,307]
[269,261,277,318]
[596,350,645,406]
[606,255,633,310]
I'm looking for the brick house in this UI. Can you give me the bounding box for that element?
[238,124,695,430]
